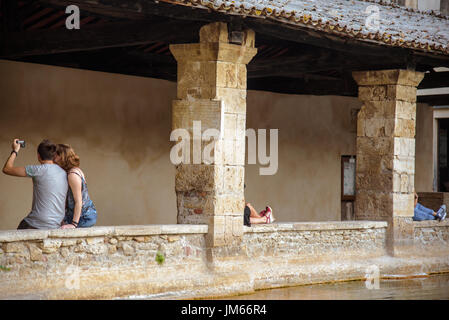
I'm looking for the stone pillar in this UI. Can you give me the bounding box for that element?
[393,0,418,8]
[441,0,449,16]
[170,23,257,249]
[352,69,424,256]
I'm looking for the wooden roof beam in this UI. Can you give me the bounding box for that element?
[419,72,449,89]
[37,0,225,22]
[0,19,202,58]
[247,76,358,96]
[417,94,449,106]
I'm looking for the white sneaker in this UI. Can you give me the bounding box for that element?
[437,205,447,221]
[265,206,275,223]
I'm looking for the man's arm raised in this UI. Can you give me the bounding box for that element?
[2,139,27,177]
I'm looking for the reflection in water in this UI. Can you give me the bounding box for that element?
[219,274,449,300]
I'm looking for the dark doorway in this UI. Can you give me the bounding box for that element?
[438,118,449,191]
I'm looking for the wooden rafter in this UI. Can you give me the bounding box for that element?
[0,19,203,58]
[417,94,449,106]
[37,0,225,22]
[419,72,449,89]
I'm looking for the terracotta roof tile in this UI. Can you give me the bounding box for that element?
[160,0,449,55]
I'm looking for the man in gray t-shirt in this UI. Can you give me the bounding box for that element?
[2,139,68,229]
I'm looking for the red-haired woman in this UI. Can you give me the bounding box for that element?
[55,144,97,229]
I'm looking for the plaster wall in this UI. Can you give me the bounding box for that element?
[244,92,359,221]
[0,60,178,229]
[0,60,434,229]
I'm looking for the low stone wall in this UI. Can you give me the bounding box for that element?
[0,225,209,299]
[414,219,449,249]
[243,221,387,263]
[1,220,447,299]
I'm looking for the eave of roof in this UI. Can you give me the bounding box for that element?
[159,0,449,56]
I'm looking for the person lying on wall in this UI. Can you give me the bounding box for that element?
[2,139,68,230]
[242,184,275,227]
[243,202,275,227]
[54,144,97,229]
[414,192,446,222]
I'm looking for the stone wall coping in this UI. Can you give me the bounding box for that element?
[0,224,209,243]
[413,220,449,228]
[0,221,391,242]
[244,221,388,233]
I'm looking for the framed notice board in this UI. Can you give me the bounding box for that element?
[341,155,356,201]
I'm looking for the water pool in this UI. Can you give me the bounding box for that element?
[217,273,449,300]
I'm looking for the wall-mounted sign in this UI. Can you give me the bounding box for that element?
[341,155,356,201]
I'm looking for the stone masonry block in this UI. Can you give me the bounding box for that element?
[358,85,387,101]
[206,216,226,247]
[175,164,223,192]
[395,100,416,121]
[400,174,410,193]
[223,139,237,165]
[357,117,366,137]
[393,156,415,174]
[41,239,62,254]
[199,22,229,44]
[394,118,416,138]
[216,61,239,89]
[237,64,247,89]
[243,28,256,48]
[356,171,392,191]
[27,243,43,261]
[363,118,395,137]
[178,138,221,165]
[360,101,397,119]
[355,152,384,174]
[392,163,414,191]
[223,166,244,195]
[177,61,217,95]
[236,114,246,139]
[393,193,414,217]
[355,191,393,219]
[232,216,243,237]
[393,137,415,157]
[408,174,415,193]
[214,194,245,216]
[2,242,27,254]
[387,85,417,103]
[170,43,221,63]
[172,99,222,133]
[357,137,394,156]
[170,42,257,66]
[235,139,246,166]
[214,137,245,167]
[216,43,257,64]
[216,87,247,114]
[353,69,424,87]
[178,192,244,218]
[393,172,401,193]
[177,85,217,100]
[224,113,237,140]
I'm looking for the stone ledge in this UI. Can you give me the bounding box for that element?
[243,221,388,233]
[413,219,449,228]
[0,224,209,243]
